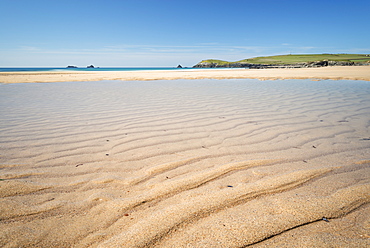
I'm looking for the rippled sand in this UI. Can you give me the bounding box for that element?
[1,79,369,247]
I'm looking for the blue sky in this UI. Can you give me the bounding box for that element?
[1,0,370,67]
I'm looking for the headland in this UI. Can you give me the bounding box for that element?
[193,53,370,69]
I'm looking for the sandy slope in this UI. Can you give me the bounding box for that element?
[0,79,369,247]
[0,66,370,84]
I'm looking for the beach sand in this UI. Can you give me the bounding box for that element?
[0,65,370,84]
[0,76,370,247]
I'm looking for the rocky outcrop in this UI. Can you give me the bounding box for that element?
[193,60,370,69]
[87,65,95,68]
[66,65,77,68]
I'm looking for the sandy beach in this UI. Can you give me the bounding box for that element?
[0,66,370,83]
[1,72,370,247]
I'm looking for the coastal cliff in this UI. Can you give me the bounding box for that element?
[193,54,370,69]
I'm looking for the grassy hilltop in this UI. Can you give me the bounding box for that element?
[198,54,370,66]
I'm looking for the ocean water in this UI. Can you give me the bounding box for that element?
[0,67,183,72]
[0,67,230,72]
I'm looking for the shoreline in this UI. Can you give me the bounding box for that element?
[1,66,370,83]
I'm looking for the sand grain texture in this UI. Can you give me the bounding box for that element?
[1,78,370,247]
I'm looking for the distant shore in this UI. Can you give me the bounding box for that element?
[193,53,370,68]
[1,66,370,83]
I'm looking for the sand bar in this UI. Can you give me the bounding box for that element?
[1,78,370,247]
[0,66,370,83]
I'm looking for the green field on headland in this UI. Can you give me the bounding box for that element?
[196,54,370,67]
[239,54,370,64]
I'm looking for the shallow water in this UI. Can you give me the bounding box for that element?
[1,79,369,247]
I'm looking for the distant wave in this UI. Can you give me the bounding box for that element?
[0,67,234,73]
[0,67,248,72]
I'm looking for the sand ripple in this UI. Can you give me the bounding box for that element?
[1,79,369,247]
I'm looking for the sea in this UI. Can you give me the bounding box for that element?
[0,67,233,72]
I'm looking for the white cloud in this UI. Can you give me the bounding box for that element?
[19,46,40,51]
[2,43,369,67]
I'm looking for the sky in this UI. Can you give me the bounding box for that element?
[1,0,370,67]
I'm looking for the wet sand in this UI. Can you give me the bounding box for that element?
[0,78,370,247]
[0,66,370,84]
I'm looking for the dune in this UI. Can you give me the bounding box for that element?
[0,78,369,247]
